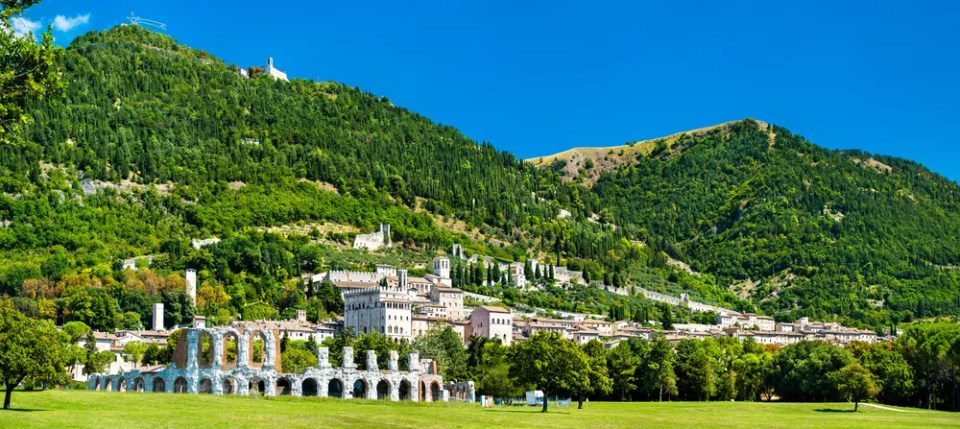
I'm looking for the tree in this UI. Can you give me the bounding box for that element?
[122,341,148,369]
[281,347,318,373]
[608,343,639,400]
[0,308,69,409]
[658,303,674,330]
[0,0,63,144]
[579,339,613,408]
[834,363,879,411]
[142,342,163,366]
[645,336,678,401]
[509,331,590,412]
[770,341,853,402]
[411,326,468,380]
[85,350,114,375]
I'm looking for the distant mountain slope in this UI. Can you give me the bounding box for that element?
[533,119,960,322]
[526,120,775,185]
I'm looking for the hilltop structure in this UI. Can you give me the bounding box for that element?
[353,224,391,251]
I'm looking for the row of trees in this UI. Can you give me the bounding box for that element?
[287,322,960,413]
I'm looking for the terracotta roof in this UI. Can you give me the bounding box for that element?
[476,305,511,313]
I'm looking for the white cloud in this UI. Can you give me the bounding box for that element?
[53,14,90,32]
[11,16,41,37]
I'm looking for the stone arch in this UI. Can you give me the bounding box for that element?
[92,376,100,391]
[302,378,318,396]
[352,379,367,399]
[248,331,269,369]
[222,331,240,370]
[248,378,266,396]
[103,377,113,392]
[223,376,237,395]
[419,381,426,401]
[376,379,390,400]
[276,377,292,396]
[199,378,213,394]
[117,377,126,392]
[152,377,166,392]
[174,377,188,393]
[328,378,343,398]
[399,379,412,401]
[197,330,215,369]
[431,381,442,402]
[134,377,145,392]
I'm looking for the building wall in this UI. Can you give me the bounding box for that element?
[469,308,513,346]
[344,289,412,340]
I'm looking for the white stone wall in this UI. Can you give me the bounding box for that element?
[87,328,464,401]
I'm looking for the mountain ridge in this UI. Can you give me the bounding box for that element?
[2,25,960,328]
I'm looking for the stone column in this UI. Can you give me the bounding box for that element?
[291,377,302,397]
[263,331,277,371]
[237,376,250,395]
[318,347,331,369]
[343,347,356,369]
[407,351,420,372]
[366,350,378,371]
[467,381,476,402]
[238,333,249,369]
[212,333,223,370]
[185,330,199,370]
[387,351,398,371]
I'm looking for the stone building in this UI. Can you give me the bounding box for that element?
[87,327,470,402]
[343,287,413,340]
[468,306,514,345]
[352,224,391,251]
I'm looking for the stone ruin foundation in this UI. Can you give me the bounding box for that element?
[88,327,474,402]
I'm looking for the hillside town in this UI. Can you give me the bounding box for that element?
[74,232,883,381]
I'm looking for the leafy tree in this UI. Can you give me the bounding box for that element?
[62,321,91,344]
[142,342,163,366]
[122,341,148,369]
[834,363,879,411]
[608,343,639,400]
[658,302,674,330]
[0,308,69,409]
[645,336,678,401]
[281,347,318,373]
[733,351,772,401]
[579,339,612,408]
[769,341,853,402]
[509,331,590,412]
[0,0,63,144]
[85,350,114,376]
[412,326,468,379]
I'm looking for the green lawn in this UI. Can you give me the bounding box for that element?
[1,390,958,429]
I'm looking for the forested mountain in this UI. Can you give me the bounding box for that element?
[2,25,959,330]
[537,120,960,324]
[0,26,679,329]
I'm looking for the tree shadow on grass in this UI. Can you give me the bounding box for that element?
[814,408,856,413]
[1,408,44,412]
[482,409,571,415]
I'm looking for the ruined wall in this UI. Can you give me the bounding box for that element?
[88,327,464,402]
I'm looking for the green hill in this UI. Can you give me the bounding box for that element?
[539,120,960,323]
[3,25,960,329]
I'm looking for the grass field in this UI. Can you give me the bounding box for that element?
[1,390,958,429]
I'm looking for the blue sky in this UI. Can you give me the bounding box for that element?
[17,1,960,181]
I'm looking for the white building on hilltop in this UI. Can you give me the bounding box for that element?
[353,224,391,251]
[264,57,288,81]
